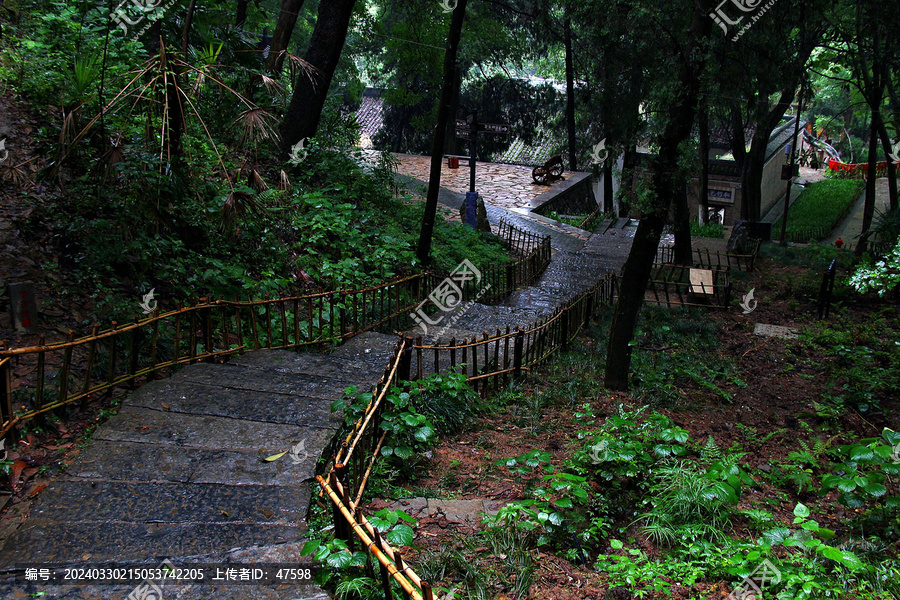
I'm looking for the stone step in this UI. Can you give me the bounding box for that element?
[329,332,401,366]
[229,348,388,380]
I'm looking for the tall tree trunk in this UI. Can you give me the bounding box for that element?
[564,15,577,171]
[857,117,880,256]
[876,109,898,212]
[672,182,692,265]
[603,158,614,213]
[182,0,197,55]
[605,3,709,391]
[698,106,710,224]
[619,148,635,218]
[235,0,249,29]
[161,42,184,161]
[266,0,307,74]
[416,0,468,264]
[739,87,794,222]
[279,0,356,155]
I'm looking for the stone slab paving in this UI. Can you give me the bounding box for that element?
[0,337,397,600]
[392,153,584,213]
[753,323,798,339]
[386,497,502,526]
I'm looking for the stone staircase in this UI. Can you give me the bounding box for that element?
[0,334,398,600]
[0,187,634,598]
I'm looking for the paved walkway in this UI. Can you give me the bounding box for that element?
[0,335,398,599]
[824,178,891,245]
[0,155,635,599]
[392,153,580,213]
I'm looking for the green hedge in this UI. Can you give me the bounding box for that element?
[773,179,863,242]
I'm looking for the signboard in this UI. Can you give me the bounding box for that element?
[455,119,468,128]
[455,129,471,141]
[707,188,734,204]
[481,123,510,134]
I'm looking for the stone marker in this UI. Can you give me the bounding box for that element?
[8,281,37,333]
[753,323,797,339]
[459,195,491,232]
[727,219,750,253]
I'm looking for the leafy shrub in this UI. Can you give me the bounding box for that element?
[690,220,724,238]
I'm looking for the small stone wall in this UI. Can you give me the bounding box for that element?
[530,172,597,216]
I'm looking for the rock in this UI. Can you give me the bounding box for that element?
[458,196,490,232]
[476,197,490,232]
[727,219,750,253]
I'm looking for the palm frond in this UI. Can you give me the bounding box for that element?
[248,169,268,192]
[232,107,280,147]
[259,74,286,97]
[278,169,292,191]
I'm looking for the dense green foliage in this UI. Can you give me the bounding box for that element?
[773,179,864,237]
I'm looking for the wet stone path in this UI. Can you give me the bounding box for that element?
[0,159,634,600]
[0,334,397,600]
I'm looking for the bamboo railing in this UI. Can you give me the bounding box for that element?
[0,219,557,600]
[644,264,731,309]
[0,220,551,440]
[317,272,618,600]
[410,273,618,396]
[656,238,761,272]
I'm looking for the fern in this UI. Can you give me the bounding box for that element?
[335,576,384,600]
[700,435,722,462]
[638,461,734,548]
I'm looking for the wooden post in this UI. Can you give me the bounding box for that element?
[561,307,569,351]
[128,317,141,382]
[0,351,12,429]
[513,327,524,376]
[399,337,413,381]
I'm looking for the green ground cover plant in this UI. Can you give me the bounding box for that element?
[690,221,724,238]
[773,179,864,238]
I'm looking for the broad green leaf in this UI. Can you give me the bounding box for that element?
[300,540,320,556]
[849,446,874,462]
[385,524,415,546]
[838,479,857,493]
[414,425,435,442]
[327,550,353,568]
[862,482,887,497]
[610,539,624,549]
